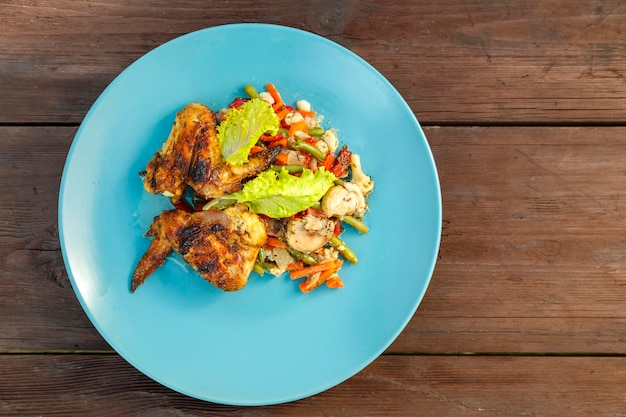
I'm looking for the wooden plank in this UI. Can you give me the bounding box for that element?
[0,126,107,351]
[393,125,626,353]
[3,126,626,354]
[1,354,625,415]
[3,1,626,124]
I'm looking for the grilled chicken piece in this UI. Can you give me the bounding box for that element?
[189,146,280,199]
[142,102,278,202]
[142,102,220,203]
[131,204,267,292]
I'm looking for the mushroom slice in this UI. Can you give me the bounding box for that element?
[321,182,366,218]
[350,153,374,197]
[286,214,335,253]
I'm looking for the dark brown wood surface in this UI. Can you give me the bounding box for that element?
[3,1,626,415]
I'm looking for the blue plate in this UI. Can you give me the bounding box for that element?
[59,24,441,405]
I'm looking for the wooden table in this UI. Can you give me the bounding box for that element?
[3,1,626,415]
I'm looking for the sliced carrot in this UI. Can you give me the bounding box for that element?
[286,260,305,271]
[275,105,290,118]
[299,272,325,292]
[299,265,341,293]
[249,145,265,154]
[288,120,308,136]
[289,259,341,280]
[267,137,288,149]
[266,236,287,248]
[322,153,335,171]
[265,83,284,108]
[326,276,344,288]
[319,265,340,283]
[274,152,289,165]
[275,107,290,120]
[299,279,317,293]
[298,109,316,118]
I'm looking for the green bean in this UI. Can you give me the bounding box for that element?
[339,215,369,234]
[258,247,266,264]
[293,140,326,162]
[258,259,278,272]
[307,127,324,137]
[286,247,318,266]
[329,235,358,264]
[253,262,265,276]
[271,164,305,174]
[244,84,260,99]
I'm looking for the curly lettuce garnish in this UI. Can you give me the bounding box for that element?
[217,98,279,165]
[213,167,336,218]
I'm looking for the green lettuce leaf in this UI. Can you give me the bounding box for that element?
[217,98,279,165]
[228,167,337,218]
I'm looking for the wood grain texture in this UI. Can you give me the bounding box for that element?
[2,354,626,416]
[3,1,626,414]
[0,126,107,351]
[3,125,626,354]
[3,0,626,124]
[395,125,626,354]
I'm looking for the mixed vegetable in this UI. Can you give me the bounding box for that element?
[179,83,374,293]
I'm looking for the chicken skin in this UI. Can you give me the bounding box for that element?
[131,204,267,292]
[188,146,280,199]
[142,102,278,202]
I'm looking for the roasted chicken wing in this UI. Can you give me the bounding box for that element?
[131,204,267,292]
[142,102,278,202]
[142,102,220,203]
[188,146,280,199]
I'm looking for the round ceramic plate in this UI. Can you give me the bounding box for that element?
[59,24,441,405]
